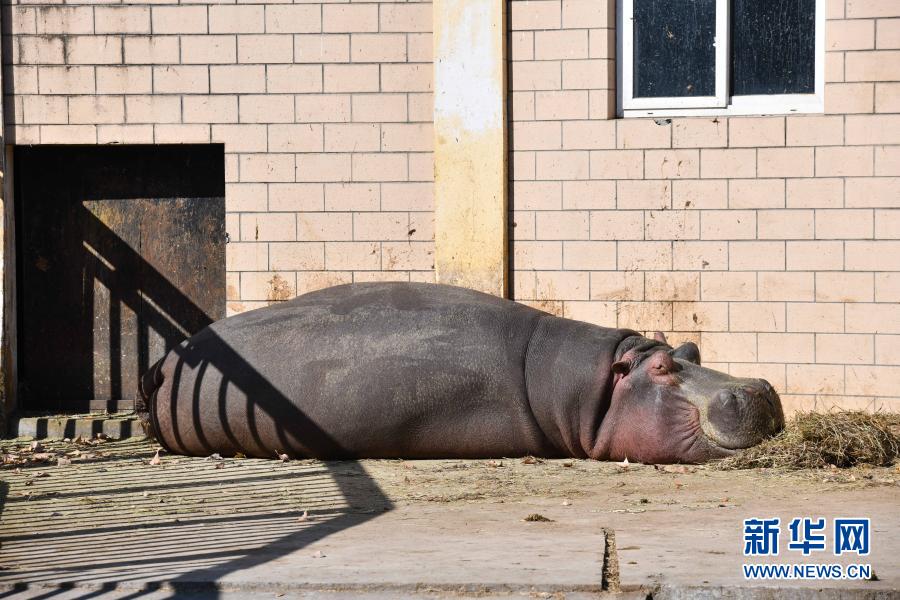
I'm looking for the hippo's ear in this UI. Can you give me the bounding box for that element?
[653,331,668,344]
[611,360,631,376]
[672,342,701,365]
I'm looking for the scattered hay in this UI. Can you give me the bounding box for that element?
[717,411,900,470]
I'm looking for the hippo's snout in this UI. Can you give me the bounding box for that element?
[706,378,784,449]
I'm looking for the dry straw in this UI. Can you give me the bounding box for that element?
[717,411,900,470]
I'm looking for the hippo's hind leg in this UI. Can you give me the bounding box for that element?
[136,355,167,439]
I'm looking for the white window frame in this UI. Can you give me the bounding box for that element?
[618,0,825,118]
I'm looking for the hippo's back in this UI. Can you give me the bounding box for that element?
[148,282,558,458]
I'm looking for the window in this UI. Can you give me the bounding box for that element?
[618,0,825,117]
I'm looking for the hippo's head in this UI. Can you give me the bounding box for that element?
[597,333,784,464]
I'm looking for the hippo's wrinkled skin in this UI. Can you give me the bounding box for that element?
[139,282,784,464]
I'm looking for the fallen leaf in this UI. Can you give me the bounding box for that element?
[33,471,49,478]
[233,452,246,459]
[206,453,223,461]
[149,450,161,466]
[521,456,544,465]
[523,513,554,522]
[487,460,503,468]
[31,453,54,462]
[562,461,574,468]
[297,510,309,523]
[57,457,71,467]
[655,464,695,474]
[276,450,289,462]
[617,457,630,469]
[214,462,225,469]
[311,550,326,558]
[30,441,44,453]
[562,499,572,506]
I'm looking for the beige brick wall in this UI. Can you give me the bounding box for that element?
[2,0,435,315]
[509,0,900,414]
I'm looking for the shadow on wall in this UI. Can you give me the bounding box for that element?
[1,178,393,597]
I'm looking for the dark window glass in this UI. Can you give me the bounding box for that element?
[731,0,816,95]
[633,0,717,98]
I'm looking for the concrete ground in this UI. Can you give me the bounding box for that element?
[0,438,897,599]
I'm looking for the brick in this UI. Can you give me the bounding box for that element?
[645,272,699,301]
[590,150,643,179]
[701,272,756,301]
[875,335,900,364]
[617,241,672,271]
[786,178,844,208]
[325,183,380,211]
[672,241,727,270]
[323,5,378,33]
[297,271,354,295]
[673,302,728,331]
[124,37,179,65]
[875,82,900,112]
[239,35,293,63]
[617,301,673,331]
[876,18,900,48]
[240,212,295,241]
[816,272,875,302]
[227,242,269,271]
[8,7,36,35]
[617,119,671,149]
[269,242,325,271]
[700,149,755,178]
[513,241,563,270]
[701,332,757,362]
[846,50,900,81]
[225,182,267,212]
[758,272,815,301]
[815,209,874,238]
[36,7,94,35]
[616,180,670,210]
[351,33,406,63]
[9,67,39,96]
[265,5,319,34]
[296,95,351,123]
[729,241,785,271]
[325,64,378,93]
[511,91,536,120]
[536,211,589,240]
[875,208,900,238]
[785,241,844,271]
[536,271,590,301]
[591,271,644,301]
[562,181,616,210]
[239,154,295,183]
[644,210,699,240]
[13,36,64,65]
[700,210,756,240]
[295,34,350,64]
[381,64,432,93]
[672,180,727,210]
[562,0,610,29]
[207,6,265,34]
[96,66,151,95]
[758,333,815,363]
[181,35,236,64]
[22,96,67,125]
[536,151,589,180]
[408,93,434,122]
[729,117,784,147]
[353,153,407,182]
[381,123,432,152]
[324,123,380,152]
[825,83,875,113]
[351,94,407,123]
[535,91,588,120]
[818,334,874,364]
[39,66,95,95]
[825,51,845,83]
[729,178,785,208]
[758,148,814,178]
[562,59,612,90]
[846,240,900,270]
[68,95,125,124]
[847,0,900,19]
[561,120,615,150]
[512,122,561,151]
[153,66,208,94]
[847,303,900,333]
[643,150,699,179]
[380,4,431,33]
[673,118,727,148]
[268,183,325,212]
[326,242,382,271]
[785,115,844,146]
[758,209,814,239]
[589,89,616,119]
[535,30,588,60]
[239,95,294,123]
[511,61,561,91]
[876,273,900,301]
[239,272,297,302]
[512,181,561,211]
[729,302,786,332]
[354,213,408,241]
[590,28,615,59]
[297,213,352,241]
[97,125,153,145]
[382,242,434,271]
[846,114,900,145]
[268,123,323,152]
[297,154,352,183]
[846,177,900,207]
[565,301,617,325]
[787,303,845,333]
[786,365,846,395]
[513,152,536,180]
[125,96,180,124]
[408,33,433,63]
[150,6,204,34]
[560,241,615,270]
[816,147,874,176]
[68,36,125,65]
[210,65,265,94]
[847,366,900,396]
[826,19,875,50]
[590,211,644,240]
[510,1,561,30]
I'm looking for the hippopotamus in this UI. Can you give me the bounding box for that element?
[139,282,783,464]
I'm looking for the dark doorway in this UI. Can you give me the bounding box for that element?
[14,145,226,412]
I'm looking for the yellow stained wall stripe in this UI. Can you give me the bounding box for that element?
[433,0,508,297]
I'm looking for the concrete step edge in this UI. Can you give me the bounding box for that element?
[8,414,145,440]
